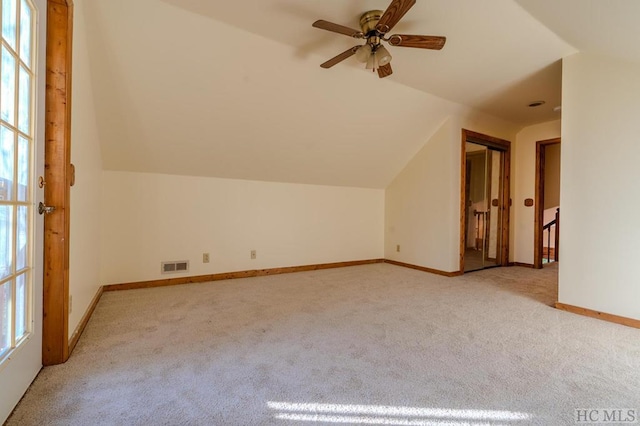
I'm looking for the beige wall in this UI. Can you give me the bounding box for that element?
[68,0,104,335]
[560,52,640,320]
[100,172,384,285]
[544,143,561,209]
[513,120,561,265]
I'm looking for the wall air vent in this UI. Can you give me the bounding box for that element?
[161,260,189,274]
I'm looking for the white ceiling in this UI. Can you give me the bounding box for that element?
[156,0,576,125]
[515,0,640,65]
[81,0,633,188]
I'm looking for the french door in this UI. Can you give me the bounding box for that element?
[0,0,45,422]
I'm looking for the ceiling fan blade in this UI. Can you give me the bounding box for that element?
[313,20,363,38]
[320,46,360,69]
[388,35,446,50]
[378,63,393,78]
[376,0,416,34]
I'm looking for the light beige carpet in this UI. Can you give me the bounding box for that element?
[7,263,640,425]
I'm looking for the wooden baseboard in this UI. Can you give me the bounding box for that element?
[68,286,104,355]
[555,302,640,329]
[383,259,462,277]
[103,259,385,292]
[512,262,535,268]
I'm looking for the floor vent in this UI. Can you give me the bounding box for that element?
[161,260,189,274]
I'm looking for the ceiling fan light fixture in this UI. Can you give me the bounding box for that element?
[366,52,378,70]
[355,44,372,63]
[375,45,393,67]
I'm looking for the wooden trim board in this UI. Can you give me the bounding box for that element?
[43,0,74,366]
[64,262,640,353]
[459,131,469,272]
[383,260,462,277]
[511,262,535,268]
[104,259,385,292]
[102,258,465,293]
[555,303,640,329]
[68,286,103,355]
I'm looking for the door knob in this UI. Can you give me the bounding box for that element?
[38,202,56,215]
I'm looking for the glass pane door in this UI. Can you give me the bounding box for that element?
[1,0,43,421]
[464,143,503,272]
[1,0,36,363]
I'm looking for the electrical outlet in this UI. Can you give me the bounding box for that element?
[69,295,73,314]
[251,250,256,260]
[203,253,210,263]
[396,245,400,252]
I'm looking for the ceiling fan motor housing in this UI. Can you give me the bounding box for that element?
[359,10,384,35]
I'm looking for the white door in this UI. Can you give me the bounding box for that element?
[0,0,46,422]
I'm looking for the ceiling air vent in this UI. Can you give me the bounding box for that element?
[161,260,189,274]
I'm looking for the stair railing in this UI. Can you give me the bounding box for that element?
[542,208,560,263]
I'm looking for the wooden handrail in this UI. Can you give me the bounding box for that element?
[543,208,560,263]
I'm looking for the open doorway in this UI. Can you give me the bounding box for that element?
[534,138,561,269]
[460,130,511,273]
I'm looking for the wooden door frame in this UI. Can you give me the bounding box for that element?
[460,130,511,272]
[534,138,561,269]
[43,0,73,366]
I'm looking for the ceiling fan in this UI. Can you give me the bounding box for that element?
[312,0,446,78]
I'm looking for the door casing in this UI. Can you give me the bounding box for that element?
[42,0,73,366]
[534,138,561,269]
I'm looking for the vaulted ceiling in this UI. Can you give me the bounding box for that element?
[79,1,636,188]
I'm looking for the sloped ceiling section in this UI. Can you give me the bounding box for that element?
[158,0,576,124]
[82,0,574,188]
[516,0,640,64]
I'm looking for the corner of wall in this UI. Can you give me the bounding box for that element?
[512,120,561,265]
[559,52,640,321]
[68,0,105,336]
[385,117,458,272]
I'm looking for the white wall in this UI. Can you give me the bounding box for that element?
[100,172,384,285]
[385,111,519,273]
[560,52,640,320]
[513,120,561,265]
[68,0,103,334]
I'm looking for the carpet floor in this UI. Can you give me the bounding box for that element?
[7,263,640,425]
